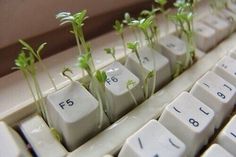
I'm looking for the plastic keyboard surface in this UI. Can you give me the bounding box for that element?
[0,1,236,157]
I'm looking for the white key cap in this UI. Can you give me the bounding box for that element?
[190,71,236,128]
[46,82,109,151]
[194,21,216,52]
[229,48,236,59]
[19,115,67,157]
[118,120,186,157]
[159,92,215,156]
[201,14,231,43]
[125,46,171,93]
[227,1,236,14]
[216,115,236,156]
[103,61,143,121]
[213,56,236,87]
[0,121,32,157]
[158,34,186,72]
[217,9,236,31]
[202,144,234,157]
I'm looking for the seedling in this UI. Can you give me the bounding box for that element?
[126,80,138,106]
[168,0,196,76]
[56,10,89,55]
[129,15,159,96]
[77,51,108,128]
[14,41,61,142]
[127,41,153,99]
[62,67,74,83]
[19,40,57,91]
[104,47,116,61]
[113,20,127,57]
[123,12,139,42]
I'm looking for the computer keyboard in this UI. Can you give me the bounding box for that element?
[0,0,236,157]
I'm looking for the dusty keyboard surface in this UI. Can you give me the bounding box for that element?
[0,1,236,157]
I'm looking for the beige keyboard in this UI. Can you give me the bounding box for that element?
[0,1,236,157]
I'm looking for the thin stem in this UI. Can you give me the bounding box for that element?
[121,34,127,57]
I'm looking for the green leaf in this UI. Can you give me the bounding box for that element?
[127,41,139,52]
[77,53,91,71]
[95,70,107,83]
[154,0,167,6]
[126,79,136,89]
[36,43,47,56]
[19,39,34,53]
[113,20,124,34]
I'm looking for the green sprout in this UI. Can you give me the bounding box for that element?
[19,40,57,91]
[123,12,139,41]
[113,20,127,57]
[127,41,154,99]
[129,15,159,96]
[94,70,108,128]
[144,70,154,97]
[126,80,138,106]
[169,0,196,77]
[62,67,74,83]
[56,10,89,55]
[77,51,108,128]
[130,16,158,47]
[104,47,116,61]
[155,0,167,11]
[14,41,61,142]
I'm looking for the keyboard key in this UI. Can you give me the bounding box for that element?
[202,144,234,157]
[125,46,171,93]
[201,14,231,43]
[159,92,215,156]
[46,82,109,151]
[19,115,67,157]
[118,120,186,157]
[158,34,186,72]
[213,56,236,87]
[190,71,236,128]
[217,9,236,31]
[0,121,32,157]
[194,21,216,52]
[103,61,143,121]
[216,115,236,156]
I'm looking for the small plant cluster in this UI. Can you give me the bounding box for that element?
[111,0,171,99]
[14,0,198,145]
[14,40,61,142]
[57,11,109,128]
[168,0,196,77]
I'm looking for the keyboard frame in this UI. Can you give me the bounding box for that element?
[0,0,235,156]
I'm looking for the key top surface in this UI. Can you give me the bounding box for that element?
[201,144,234,157]
[125,46,171,92]
[0,121,32,157]
[46,82,108,151]
[216,115,236,156]
[194,21,216,52]
[158,34,186,72]
[19,115,67,157]
[159,92,215,156]
[118,120,186,157]
[213,56,236,87]
[190,71,236,128]
[103,61,143,121]
[201,14,231,43]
